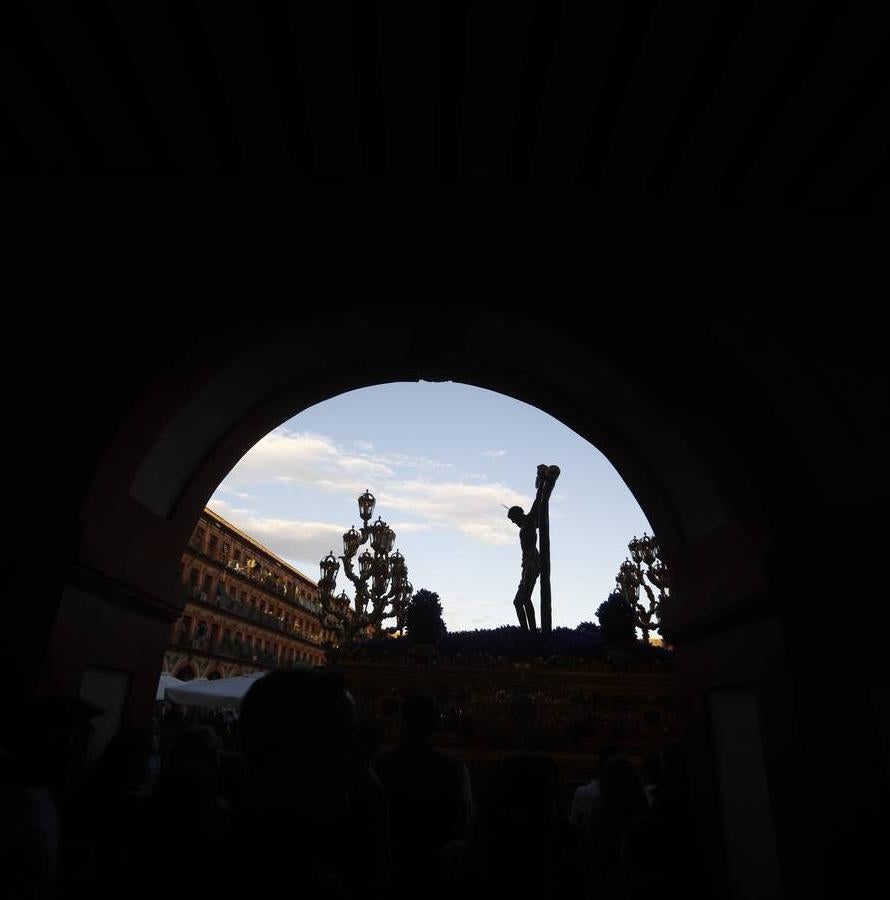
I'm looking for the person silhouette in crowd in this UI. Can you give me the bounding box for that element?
[0,695,102,900]
[70,729,154,900]
[204,668,387,899]
[375,693,472,899]
[570,743,620,828]
[166,723,223,775]
[356,714,382,767]
[132,725,226,899]
[584,754,658,899]
[649,740,700,898]
[441,754,590,899]
[642,749,662,805]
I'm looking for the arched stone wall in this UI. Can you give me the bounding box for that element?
[8,181,885,898]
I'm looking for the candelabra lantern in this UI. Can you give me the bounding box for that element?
[616,532,669,644]
[317,490,415,642]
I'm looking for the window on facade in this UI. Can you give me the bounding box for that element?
[203,574,212,591]
[246,635,253,647]
[190,568,199,584]
[223,541,229,555]
[211,624,219,640]
[224,628,232,640]
[209,536,218,550]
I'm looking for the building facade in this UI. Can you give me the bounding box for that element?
[164,508,332,679]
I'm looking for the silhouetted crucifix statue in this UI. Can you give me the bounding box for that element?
[507,464,560,635]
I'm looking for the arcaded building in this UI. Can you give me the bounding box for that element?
[164,508,330,679]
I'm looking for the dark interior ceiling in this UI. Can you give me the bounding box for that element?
[3,3,887,212]
[2,3,886,543]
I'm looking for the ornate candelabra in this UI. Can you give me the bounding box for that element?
[615,532,670,644]
[318,490,414,643]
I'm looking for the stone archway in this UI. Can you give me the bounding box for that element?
[42,224,782,719]
[15,188,883,900]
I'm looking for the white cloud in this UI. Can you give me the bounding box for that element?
[219,429,533,547]
[459,521,515,545]
[207,498,257,518]
[368,452,454,472]
[389,521,436,533]
[376,480,529,545]
[353,440,375,451]
[207,499,346,568]
[483,449,508,458]
[224,430,393,493]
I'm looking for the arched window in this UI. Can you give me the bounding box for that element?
[177,665,195,681]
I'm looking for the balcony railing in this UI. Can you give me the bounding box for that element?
[188,546,321,608]
[182,587,324,644]
[172,632,280,666]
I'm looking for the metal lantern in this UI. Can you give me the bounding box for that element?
[357,489,376,523]
[389,550,406,579]
[370,517,396,554]
[372,554,390,596]
[641,532,657,566]
[628,535,645,565]
[649,558,669,592]
[617,558,640,602]
[319,551,340,596]
[343,525,362,557]
[358,548,374,579]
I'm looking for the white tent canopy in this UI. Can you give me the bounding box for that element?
[163,671,267,709]
[156,672,185,701]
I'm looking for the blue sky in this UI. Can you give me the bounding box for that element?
[208,382,652,632]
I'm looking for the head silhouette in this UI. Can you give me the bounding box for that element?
[507,505,525,526]
[239,669,356,819]
[169,725,222,774]
[484,755,560,846]
[400,692,439,744]
[600,755,650,822]
[8,695,102,795]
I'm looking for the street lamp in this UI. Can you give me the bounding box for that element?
[616,532,669,644]
[317,490,414,642]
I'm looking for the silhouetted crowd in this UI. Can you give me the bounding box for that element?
[1,671,701,899]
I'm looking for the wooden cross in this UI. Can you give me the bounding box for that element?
[535,464,561,635]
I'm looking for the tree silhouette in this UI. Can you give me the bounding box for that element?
[405,589,447,644]
[595,591,637,646]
